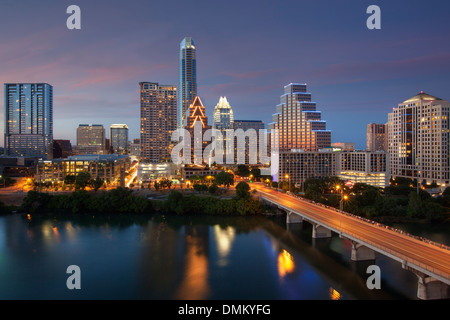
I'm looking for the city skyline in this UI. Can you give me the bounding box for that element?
[1,1,450,149]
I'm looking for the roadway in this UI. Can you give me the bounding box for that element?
[251,183,450,284]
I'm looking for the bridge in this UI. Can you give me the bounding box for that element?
[252,183,450,300]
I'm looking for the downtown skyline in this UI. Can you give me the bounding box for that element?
[1,0,450,149]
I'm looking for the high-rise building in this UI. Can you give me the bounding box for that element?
[52,140,73,158]
[232,120,266,165]
[213,97,234,130]
[4,83,53,159]
[367,123,387,151]
[140,82,177,162]
[269,83,331,152]
[212,97,234,163]
[387,92,450,187]
[178,37,197,129]
[73,124,106,155]
[185,96,211,164]
[110,124,128,154]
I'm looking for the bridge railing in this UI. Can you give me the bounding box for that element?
[261,188,450,252]
[344,230,450,282]
[260,188,450,282]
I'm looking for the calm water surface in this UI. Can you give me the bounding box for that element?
[0,213,447,300]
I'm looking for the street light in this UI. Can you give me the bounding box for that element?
[285,174,290,192]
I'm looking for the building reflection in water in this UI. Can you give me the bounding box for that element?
[173,224,210,299]
[278,249,295,278]
[329,287,342,300]
[213,225,235,267]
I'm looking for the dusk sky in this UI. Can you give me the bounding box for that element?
[1,0,450,149]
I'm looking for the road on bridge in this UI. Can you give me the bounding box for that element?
[252,183,450,284]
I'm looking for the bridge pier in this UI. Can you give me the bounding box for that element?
[417,275,450,300]
[312,223,332,239]
[286,212,303,224]
[350,242,376,261]
[403,266,450,300]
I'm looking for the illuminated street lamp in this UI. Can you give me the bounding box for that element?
[285,174,290,192]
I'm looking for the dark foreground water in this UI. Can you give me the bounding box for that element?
[0,213,448,300]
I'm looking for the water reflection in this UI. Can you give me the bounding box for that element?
[278,249,295,278]
[173,227,210,299]
[213,225,235,267]
[0,213,432,300]
[329,287,342,300]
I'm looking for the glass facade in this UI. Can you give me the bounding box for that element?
[178,37,197,129]
[387,92,450,186]
[110,124,128,154]
[4,83,53,159]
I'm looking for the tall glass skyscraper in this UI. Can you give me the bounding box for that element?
[178,37,197,129]
[110,124,128,154]
[4,83,53,159]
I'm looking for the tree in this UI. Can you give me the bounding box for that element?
[236,165,250,177]
[64,174,76,186]
[91,176,104,192]
[215,171,234,188]
[74,172,91,190]
[208,183,219,194]
[235,181,250,199]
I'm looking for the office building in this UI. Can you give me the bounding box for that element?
[367,123,387,151]
[140,82,177,162]
[232,120,267,165]
[35,154,131,185]
[178,37,197,129]
[110,124,128,154]
[387,92,450,187]
[53,140,73,158]
[73,124,106,155]
[337,151,389,188]
[269,83,331,153]
[212,96,234,163]
[213,96,234,130]
[279,149,390,189]
[4,83,53,159]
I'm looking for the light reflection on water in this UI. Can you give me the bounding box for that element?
[0,213,425,300]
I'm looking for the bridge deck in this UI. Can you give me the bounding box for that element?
[254,184,450,285]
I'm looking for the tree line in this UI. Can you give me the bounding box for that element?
[16,181,263,217]
[295,176,449,223]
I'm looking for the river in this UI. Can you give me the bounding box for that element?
[0,212,447,300]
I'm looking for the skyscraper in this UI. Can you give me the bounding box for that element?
[213,97,234,130]
[110,124,128,154]
[74,124,106,155]
[185,96,211,164]
[4,83,53,159]
[269,83,331,152]
[232,120,266,165]
[367,123,386,151]
[387,92,450,187]
[140,82,177,162]
[212,97,234,163]
[178,37,197,129]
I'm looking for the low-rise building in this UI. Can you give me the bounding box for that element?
[35,154,130,184]
[278,149,389,188]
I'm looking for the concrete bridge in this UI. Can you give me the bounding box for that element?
[254,184,450,300]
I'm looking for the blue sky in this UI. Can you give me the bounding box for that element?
[1,0,450,149]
